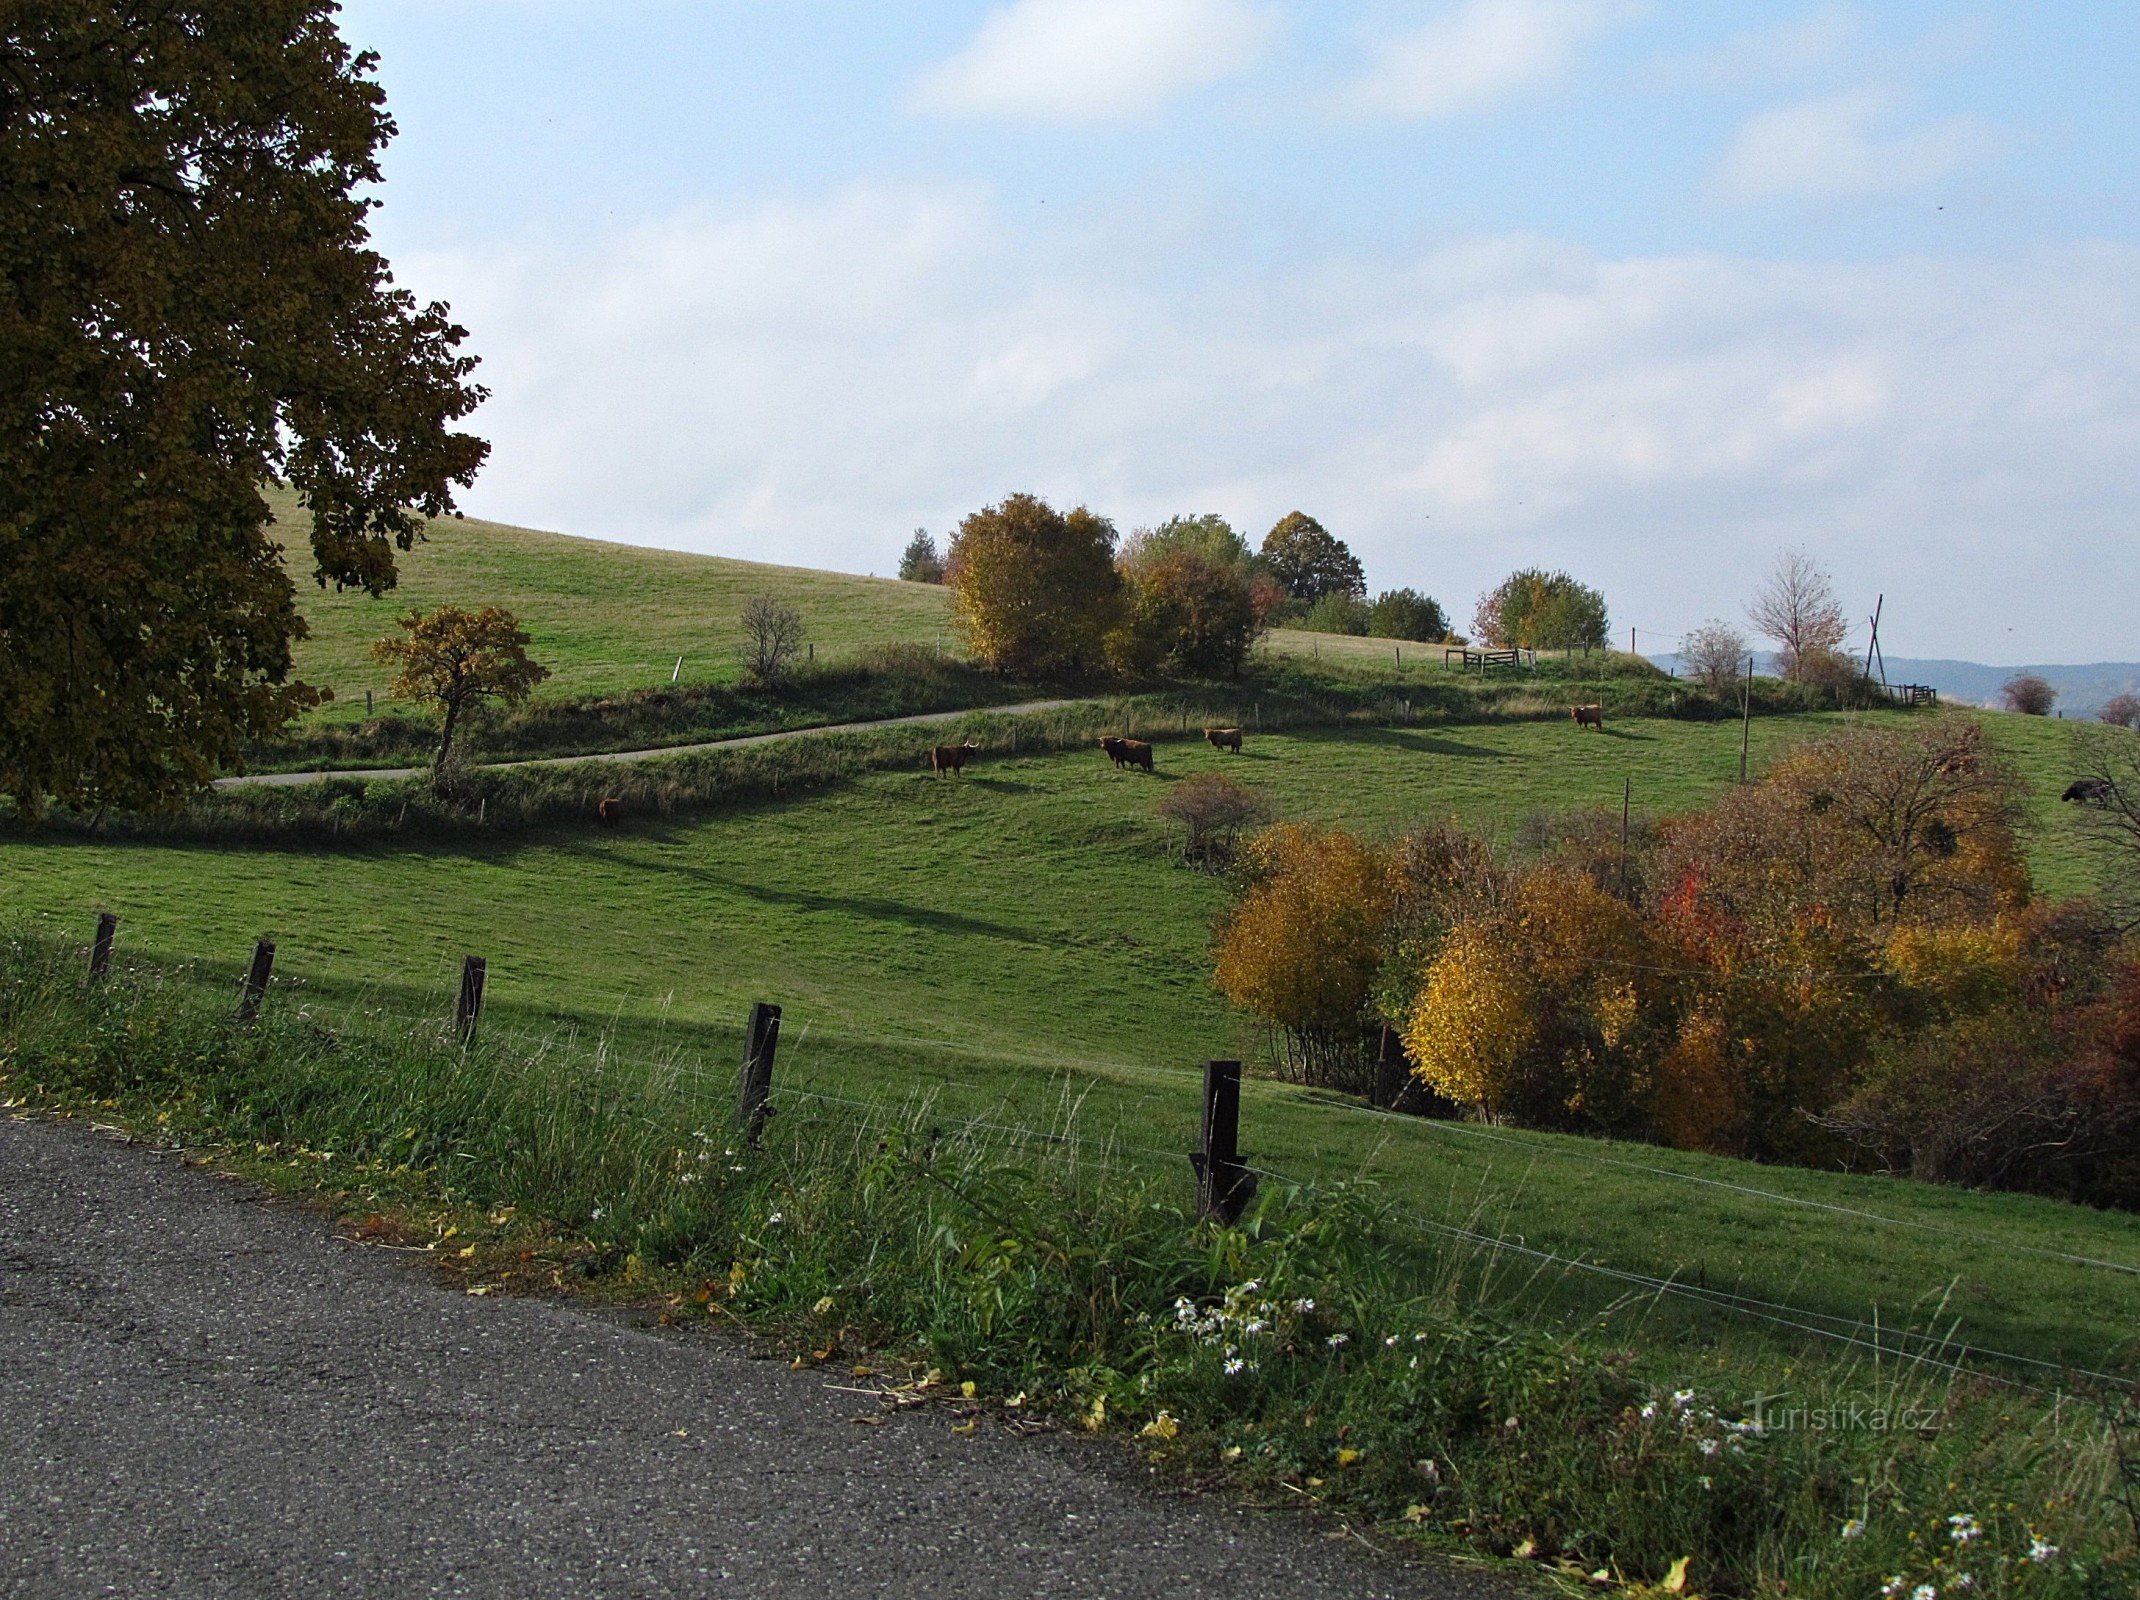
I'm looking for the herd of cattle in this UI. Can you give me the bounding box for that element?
[581,701,2124,823]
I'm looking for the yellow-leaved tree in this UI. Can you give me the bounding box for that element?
[371,605,548,796]
[945,494,1123,675]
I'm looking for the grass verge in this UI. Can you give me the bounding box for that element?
[3,931,2132,1600]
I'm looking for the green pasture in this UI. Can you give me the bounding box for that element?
[7,709,2133,1377]
[269,487,956,720]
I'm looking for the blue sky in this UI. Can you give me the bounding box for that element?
[340,1,2140,661]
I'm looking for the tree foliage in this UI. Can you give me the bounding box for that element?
[1298,591,1370,636]
[1109,552,1259,678]
[1259,512,1365,603]
[945,494,1123,675]
[1155,774,1270,870]
[371,606,547,793]
[1367,589,1449,643]
[1119,513,1253,579]
[1472,569,1609,651]
[2098,691,2140,730]
[897,529,944,584]
[1746,549,1848,680]
[1212,825,1395,1089]
[0,3,487,816]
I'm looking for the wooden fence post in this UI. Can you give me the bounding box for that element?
[1190,1060,1257,1224]
[89,912,118,980]
[236,939,276,1024]
[1372,1026,1411,1110]
[455,956,487,1041]
[736,1001,782,1147]
[366,689,374,717]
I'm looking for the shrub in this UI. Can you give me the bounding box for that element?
[1366,588,1448,642]
[1155,774,1271,870]
[737,595,806,688]
[947,493,1125,675]
[2002,673,2057,716]
[1679,619,1750,697]
[2098,691,2140,729]
[1297,591,1369,636]
[1213,825,1393,1090]
[1472,570,1608,651]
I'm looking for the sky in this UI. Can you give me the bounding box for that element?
[338,1,2140,663]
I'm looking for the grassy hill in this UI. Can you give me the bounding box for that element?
[9,709,2135,1379]
[268,487,955,721]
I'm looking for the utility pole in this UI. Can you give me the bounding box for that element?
[1739,654,1754,783]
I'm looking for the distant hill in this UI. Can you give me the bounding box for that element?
[1649,651,2140,718]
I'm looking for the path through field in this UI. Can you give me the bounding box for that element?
[213,698,1091,789]
[0,1115,1507,1599]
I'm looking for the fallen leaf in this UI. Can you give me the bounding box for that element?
[960,1380,977,1399]
[952,1419,978,1435]
[1663,1556,1692,1594]
[466,1284,497,1297]
[1512,1539,1537,1560]
[849,1415,886,1427]
[456,1244,476,1259]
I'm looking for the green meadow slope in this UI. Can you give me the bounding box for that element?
[8,711,2134,1377]
[268,487,956,719]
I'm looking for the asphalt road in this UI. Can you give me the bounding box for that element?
[212,700,1090,789]
[0,1115,1511,1600]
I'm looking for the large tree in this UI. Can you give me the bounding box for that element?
[1472,569,1609,651]
[371,606,546,795]
[0,4,487,818]
[1259,512,1364,603]
[945,493,1123,675]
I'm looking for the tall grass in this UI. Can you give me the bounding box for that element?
[1,929,2128,1599]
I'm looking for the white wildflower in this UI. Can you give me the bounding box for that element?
[1947,1513,1981,1545]
[1840,1519,1865,1540]
[1326,1332,1349,1349]
[2026,1537,2059,1564]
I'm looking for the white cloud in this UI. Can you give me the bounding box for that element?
[1715,87,1987,203]
[1338,0,1635,120]
[404,191,2140,660]
[909,0,1277,123]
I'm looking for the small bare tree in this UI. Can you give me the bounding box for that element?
[1680,619,1750,697]
[2001,674,2057,716]
[1746,548,1848,680]
[2099,691,2140,729]
[738,595,806,688]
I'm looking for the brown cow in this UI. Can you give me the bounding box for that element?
[595,798,624,827]
[1204,726,1244,754]
[1117,737,1155,772]
[929,742,980,776]
[1099,735,1129,768]
[1570,704,1604,731]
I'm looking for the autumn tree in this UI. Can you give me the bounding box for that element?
[1213,825,1394,1090]
[945,494,1123,675]
[897,529,944,584]
[371,606,548,794]
[738,596,807,687]
[0,4,487,818]
[1156,774,1271,870]
[1109,552,1259,678]
[2099,692,2140,730]
[1747,549,1848,680]
[1259,512,1365,604]
[1472,569,1608,651]
[1680,619,1751,697]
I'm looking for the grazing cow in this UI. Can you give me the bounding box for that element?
[1118,737,1155,772]
[1204,726,1244,754]
[2062,778,2114,805]
[595,798,624,827]
[929,741,980,777]
[1571,704,1604,731]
